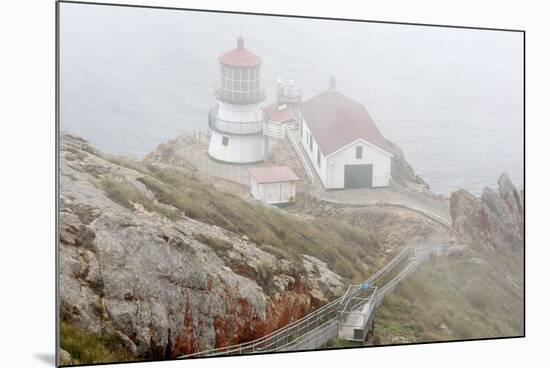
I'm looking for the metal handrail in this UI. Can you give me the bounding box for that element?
[285,125,315,184]
[275,318,338,352]
[183,293,343,358]
[180,243,446,358]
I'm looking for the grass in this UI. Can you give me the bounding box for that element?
[259,244,298,261]
[193,233,232,258]
[256,261,273,290]
[99,178,179,220]
[325,338,363,348]
[60,321,135,365]
[134,165,384,282]
[373,248,524,344]
[95,163,385,283]
[92,152,389,285]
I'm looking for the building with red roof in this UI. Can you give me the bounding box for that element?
[298,77,393,189]
[248,166,299,204]
[208,37,267,164]
[218,36,262,68]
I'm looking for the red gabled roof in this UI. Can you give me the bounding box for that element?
[248,166,300,184]
[299,90,390,156]
[263,103,295,124]
[218,36,262,68]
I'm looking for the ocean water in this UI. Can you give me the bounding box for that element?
[59,4,524,195]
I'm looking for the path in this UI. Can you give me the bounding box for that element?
[172,129,451,227]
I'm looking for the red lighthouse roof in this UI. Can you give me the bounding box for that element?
[218,36,262,67]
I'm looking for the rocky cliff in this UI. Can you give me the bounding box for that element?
[59,133,344,361]
[384,138,428,189]
[450,173,524,251]
[372,174,524,344]
[59,131,523,361]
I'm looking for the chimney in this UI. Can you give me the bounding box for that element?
[329,76,336,90]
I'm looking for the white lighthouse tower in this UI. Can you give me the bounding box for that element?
[208,36,266,164]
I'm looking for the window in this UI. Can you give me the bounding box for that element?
[309,133,313,151]
[356,146,363,159]
[317,147,321,168]
[222,136,229,146]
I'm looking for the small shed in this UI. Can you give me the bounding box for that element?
[248,166,300,205]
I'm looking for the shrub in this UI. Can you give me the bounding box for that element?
[60,321,134,365]
[138,165,384,281]
[193,233,232,258]
[256,261,273,290]
[99,178,179,220]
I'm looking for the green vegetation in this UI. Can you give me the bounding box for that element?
[193,233,232,258]
[325,338,363,348]
[259,244,297,261]
[95,156,386,282]
[373,249,524,344]
[256,261,273,289]
[104,155,149,175]
[99,178,179,220]
[60,321,135,365]
[134,165,383,282]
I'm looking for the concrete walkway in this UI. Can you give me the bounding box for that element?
[175,129,451,227]
[313,187,451,227]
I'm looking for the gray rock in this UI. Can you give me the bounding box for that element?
[385,139,428,187]
[450,173,523,251]
[59,133,343,358]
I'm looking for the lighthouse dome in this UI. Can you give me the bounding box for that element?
[218,36,262,67]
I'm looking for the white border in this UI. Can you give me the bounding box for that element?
[1,1,546,368]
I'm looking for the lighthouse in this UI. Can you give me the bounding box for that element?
[208,36,266,164]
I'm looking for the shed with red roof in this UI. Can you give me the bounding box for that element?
[248,166,299,204]
[298,77,393,189]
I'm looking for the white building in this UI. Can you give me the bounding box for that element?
[208,37,266,164]
[248,166,299,205]
[298,77,393,189]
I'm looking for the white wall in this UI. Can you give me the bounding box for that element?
[251,179,297,204]
[217,101,263,124]
[208,130,265,163]
[327,140,391,188]
[300,118,328,187]
[300,116,391,188]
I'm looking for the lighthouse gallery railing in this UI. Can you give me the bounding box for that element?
[208,106,263,135]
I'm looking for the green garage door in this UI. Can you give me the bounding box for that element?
[344,164,373,189]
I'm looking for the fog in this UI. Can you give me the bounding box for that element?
[59,3,523,195]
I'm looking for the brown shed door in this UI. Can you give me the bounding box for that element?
[344,164,373,189]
